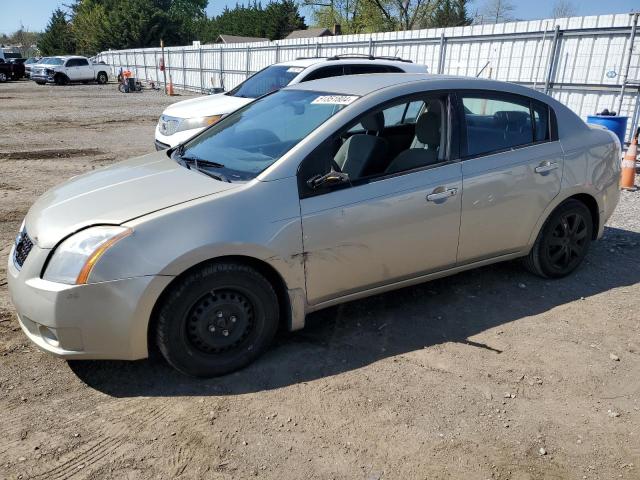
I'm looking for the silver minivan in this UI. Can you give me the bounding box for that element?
[8,74,621,377]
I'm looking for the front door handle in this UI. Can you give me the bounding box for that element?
[427,187,458,202]
[534,162,559,174]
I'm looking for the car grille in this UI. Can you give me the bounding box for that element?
[14,229,33,268]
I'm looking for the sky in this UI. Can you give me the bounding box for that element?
[1,0,638,36]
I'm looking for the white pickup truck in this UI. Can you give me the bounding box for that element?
[31,56,109,85]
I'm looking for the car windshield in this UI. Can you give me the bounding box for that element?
[45,58,64,66]
[226,65,303,99]
[178,89,357,181]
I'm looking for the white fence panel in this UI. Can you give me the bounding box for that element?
[97,13,640,142]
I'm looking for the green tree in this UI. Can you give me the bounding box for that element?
[264,0,306,39]
[432,0,471,27]
[38,8,76,55]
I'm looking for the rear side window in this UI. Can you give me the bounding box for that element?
[303,65,345,81]
[347,65,403,75]
[461,95,535,157]
[532,102,550,142]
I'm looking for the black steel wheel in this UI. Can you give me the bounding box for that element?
[523,199,593,278]
[185,289,255,354]
[155,262,279,377]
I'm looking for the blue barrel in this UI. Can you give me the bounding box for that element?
[586,115,628,145]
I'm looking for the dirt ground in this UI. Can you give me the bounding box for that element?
[1,80,639,480]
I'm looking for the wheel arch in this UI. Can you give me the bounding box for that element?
[528,189,602,249]
[146,255,292,356]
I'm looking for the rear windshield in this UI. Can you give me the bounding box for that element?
[226,65,301,99]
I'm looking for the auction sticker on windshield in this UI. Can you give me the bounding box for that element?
[286,67,305,73]
[311,95,359,105]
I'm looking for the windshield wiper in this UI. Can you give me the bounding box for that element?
[183,157,225,169]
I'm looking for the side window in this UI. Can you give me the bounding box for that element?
[461,95,534,157]
[382,100,425,127]
[76,58,89,67]
[298,95,449,197]
[347,65,393,75]
[532,102,550,142]
[65,59,77,67]
[302,65,344,82]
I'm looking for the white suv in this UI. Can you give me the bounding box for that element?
[155,55,428,149]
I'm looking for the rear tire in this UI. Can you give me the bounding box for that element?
[0,72,7,82]
[523,199,593,278]
[155,262,279,377]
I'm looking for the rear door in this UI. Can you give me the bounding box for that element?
[455,91,563,264]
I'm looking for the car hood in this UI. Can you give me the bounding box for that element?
[163,93,253,118]
[26,151,238,248]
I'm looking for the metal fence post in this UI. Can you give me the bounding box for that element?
[246,45,250,78]
[219,47,224,90]
[437,33,446,74]
[544,25,561,94]
[275,43,280,63]
[315,42,321,57]
[368,37,373,56]
[182,48,186,90]
[617,12,639,120]
[199,46,204,93]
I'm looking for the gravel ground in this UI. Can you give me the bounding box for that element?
[0,80,639,480]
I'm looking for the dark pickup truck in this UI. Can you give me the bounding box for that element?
[0,59,26,82]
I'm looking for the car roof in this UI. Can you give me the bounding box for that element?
[286,73,559,104]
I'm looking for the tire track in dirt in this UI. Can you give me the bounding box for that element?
[31,435,125,480]
[25,401,175,479]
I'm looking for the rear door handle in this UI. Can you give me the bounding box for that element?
[427,187,458,202]
[535,162,559,174]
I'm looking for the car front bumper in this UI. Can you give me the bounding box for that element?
[154,124,205,149]
[30,73,53,83]
[7,243,173,360]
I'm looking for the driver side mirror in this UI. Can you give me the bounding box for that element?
[307,170,350,190]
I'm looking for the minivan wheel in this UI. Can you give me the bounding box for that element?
[155,262,279,377]
[523,199,593,278]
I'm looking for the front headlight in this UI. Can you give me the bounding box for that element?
[177,115,223,133]
[43,226,132,285]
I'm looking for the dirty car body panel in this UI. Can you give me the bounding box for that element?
[8,74,621,367]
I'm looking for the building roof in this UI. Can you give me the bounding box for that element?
[285,28,333,39]
[215,34,270,44]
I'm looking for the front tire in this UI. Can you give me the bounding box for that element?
[155,262,279,377]
[55,74,69,86]
[0,72,7,82]
[523,199,593,278]
[97,72,108,84]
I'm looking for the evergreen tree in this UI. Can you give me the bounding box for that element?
[432,0,471,27]
[38,8,76,55]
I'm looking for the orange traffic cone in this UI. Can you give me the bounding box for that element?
[620,133,638,191]
[167,75,175,96]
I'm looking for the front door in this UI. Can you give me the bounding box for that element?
[456,92,563,263]
[298,93,462,305]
